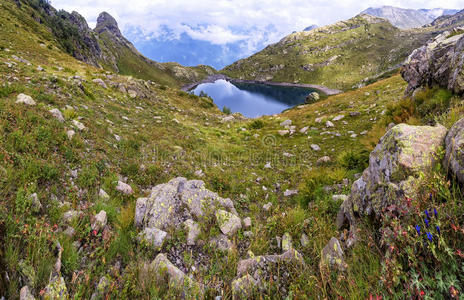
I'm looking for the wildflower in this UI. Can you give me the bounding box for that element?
[433,208,438,217]
[425,210,430,219]
[415,225,421,235]
[420,290,425,297]
[436,225,440,234]
[426,232,433,242]
[425,218,430,227]
[92,230,98,236]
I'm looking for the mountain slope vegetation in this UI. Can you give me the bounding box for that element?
[0,0,464,299]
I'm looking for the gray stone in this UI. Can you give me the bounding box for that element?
[16,93,36,106]
[216,210,242,237]
[282,233,293,251]
[283,189,298,197]
[444,117,464,184]
[320,237,346,272]
[72,120,86,131]
[305,91,320,104]
[311,144,321,151]
[332,194,348,202]
[210,234,234,252]
[280,119,292,127]
[91,210,107,232]
[300,126,309,134]
[232,274,258,299]
[20,286,35,300]
[243,217,252,228]
[138,227,167,248]
[49,108,65,122]
[317,156,331,165]
[66,130,75,140]
[300,233,309,247]
[29,193,42,212]
[92,78,107,88]
[99,188,109,200]
[184,219,200,246]
[332,115,345,121]
[115,181,133,195]
[325,121,334,128]
[263,202,272,212]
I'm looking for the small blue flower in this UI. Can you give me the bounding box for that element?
[429,193,433,201]
[433,208,438,217]
[425,218,430,227]
[426,232,433,242]
[425,210,430,219]
[436,225,440,234]
[415,225,421,235]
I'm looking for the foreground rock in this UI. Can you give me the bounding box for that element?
[444,117,464,183]
[233,249,306,297]
[320,237,346,273]
[337,123,447,246]
[150,254,203,296]
[135,178,240,249]
[402,28,464,94]
[15,93,36,106]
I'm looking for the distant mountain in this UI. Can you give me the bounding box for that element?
[361,6,459,29]
[24,0,215,87]
[222,14,434,91]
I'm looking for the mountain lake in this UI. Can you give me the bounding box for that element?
[192,79,320,118]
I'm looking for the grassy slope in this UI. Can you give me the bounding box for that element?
[222,15,433,91]
[1,1,463,299]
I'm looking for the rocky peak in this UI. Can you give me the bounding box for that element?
[95,12,122,37]
[69,11,91,32]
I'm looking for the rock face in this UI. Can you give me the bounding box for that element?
[337,123,447,245]
[233,249,306,296]
[402,28,464,94]
[135,178,240,247]
[444,117,464,183]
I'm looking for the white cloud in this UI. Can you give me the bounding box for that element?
[52,0,464,51]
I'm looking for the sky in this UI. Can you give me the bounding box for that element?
[51,0,464,68]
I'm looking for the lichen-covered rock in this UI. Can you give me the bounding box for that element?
[337,123,447,246]
[281,233,293,251]
[209,234,234,252]
[444,117,464,183]
[184,219,200,246]
[305,92,320,104]
[150,253,203,296]
[138,227,167,249]
[16,93,36,106]
[216,209,242,237]
[91,210,107,232]
[402,28,464,94]
[234,249,305,295]
[320,237,346,272]
[115,181,133,195]
[232,274,258,299]
[49,108,64,122]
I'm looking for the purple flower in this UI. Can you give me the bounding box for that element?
[433,208,438,217]
[426,232,433,241]
[415,225,421,235]
[425,210,430,219]
[425,218,430,227]
[436,225,440,234]
[429,193,432,202]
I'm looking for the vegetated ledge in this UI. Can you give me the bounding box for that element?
[182,74,343,96]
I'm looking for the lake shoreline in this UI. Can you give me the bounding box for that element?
[182,74,343,96]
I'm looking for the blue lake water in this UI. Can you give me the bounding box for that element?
[192,80,318,118]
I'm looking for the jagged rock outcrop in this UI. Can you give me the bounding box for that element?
[402,28,464,94]
[337,123,447,246]
[135,177,240,248]
[444,117,464,183]
[232,249,306,297]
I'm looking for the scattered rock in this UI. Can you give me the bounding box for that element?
[332,115,345,121]
[243,217,252,228]
[232,274,258,299]
[216,210,242,237]
[264,162,272,169]
[150,253,203,295]
[280,119,292,127]
[325,121,334,128]
[115,181,133,195]
[305,92,320,104]
[349,111,361,117]
[311,144,321,151]
[221,116,235,123]
[210,234,234,252]
[64,227,75,238]
[444,117,464,184]
[282,233,293,251]
[315,117,324,123]
[29,193,42,212]
[184,219,200,246]
[20,286,35,300]
[44,243,69,300]
[66,130,75,140]
[283,189,298,197]
[299,126,309,134]
[49,108,65,122]
[138,227,168,248]
[91,210,107,232]
[320,237,346,272]
[300,234,309,247]
[128,90,137,98]
[72,120,86,131]
[278,130,289,136]
[332,194,348,202]
[317,156,331,165]
[90,276,110,300]
[16,93,36,106]
[263,202,272,212]
[194,169,205,177]
[92,78,107,88]
[99,188,109,200]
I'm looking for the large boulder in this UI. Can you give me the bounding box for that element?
[402,28,464,94]
[337,123,447,245]
[444,117,464,183]
[135,178,240,248]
